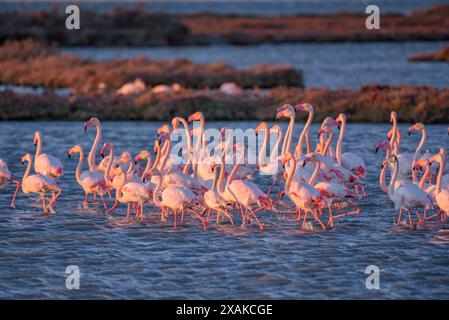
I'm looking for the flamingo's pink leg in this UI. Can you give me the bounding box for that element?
[41,193,47,214]
[312,209,326,231]
[206,208,212,223]
[407,209,413,230]
[127,203,131,218]
[100,193,107,209]
[46,188,61,211]
[333,208,361,219]
[83,192,88,209]
[105,200,118,214]
[327,204,334,228]
[247,209,264,230]
[181,207,185,224]
[414,208,423,224]
[93,193,97,201]
[10,179,20,209]
[397,208,403,225]
[188,208,207,231]
[174,209,178,229]
[301,211,309,230]
[107,189,112,200]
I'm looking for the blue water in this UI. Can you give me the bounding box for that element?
[1,121,449,299]
[2,0,449,15]
[62,41,449,89]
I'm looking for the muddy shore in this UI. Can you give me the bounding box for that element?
[1,84,448,123]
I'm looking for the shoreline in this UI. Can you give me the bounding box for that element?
[2,84,448,123]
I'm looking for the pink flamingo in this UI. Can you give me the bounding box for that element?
[148,169,206,230]
[429,149,449,221]
[335,113,366,178]
[386,155,431,229]
[281,153,327,231]
[67,145,107,209]
[33,131,63,177]
[21,153,61,214]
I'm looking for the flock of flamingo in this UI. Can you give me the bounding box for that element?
[1,104,449,232]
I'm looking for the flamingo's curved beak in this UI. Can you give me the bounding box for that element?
[67,152,71,158]
[83,124,87,133]
[375,147,379,154]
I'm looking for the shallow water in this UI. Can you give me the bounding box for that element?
[1,121,449,299]
[62,41,449,89]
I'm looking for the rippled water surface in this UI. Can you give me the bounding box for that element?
[1,121,449,299]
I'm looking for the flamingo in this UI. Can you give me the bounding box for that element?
[203,164,233,225]
[67,145,107,209]
[386,155,431,229]
[219,82,242,96]
[281,153,327,231]
[408,122,430,182]
[33,131,63,177]
[84,117,119,173]
[108,165,151,221]
[20,153,61,214]
[389,112,413,177]
[0,159,20,208]
[149,169,206,230]
[215,145,272,230]
[335,113,366,178]
[117,78,146,96]
[429,149,449,221]
[151,83,182,94]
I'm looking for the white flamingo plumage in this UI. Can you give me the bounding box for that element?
[68,145,108,209]
[33,131,63,177]
[21,153,61,214]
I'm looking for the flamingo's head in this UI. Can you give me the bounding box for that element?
[134,150,149,164]
[255,122,268,135]
[33,131,40,146]
[67,145,82,158]
[21,153,32,165]
[275,104,294,120]
[375,141,389,154]
[188,111,204,122]
[158,132,170,144]
[304,153,322,167]
[295,103,313,113]
[100,142,112,158]
[389,111,397,124]
[336,113,346,129]
[317,125,332,138]
[281,152,293,168]
[119,151,132,165]
[408,122,424,136]
[157,124,170,138]
[171,83,182,92]
[83,117,100,132]
[413,158,428,171]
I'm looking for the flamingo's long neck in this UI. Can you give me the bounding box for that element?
[216,155,226,196]
[436,156,445,194]
[414,127,426,161]
[419,163,431,190]
[178,118,194,174]
[115,170,126,203]
[388,160,399,196]
[336,118,346,164]
[321,132,333,156]
[22,158,32,191]
[104,146,115,187]
[226,151,245,187]
[87,123,101,172]
[34,133,42,173]
[282,115,295,156]
[379,145,392,192]
[285,156,296,190]
[211,167,219,191]
[74,149,84,186]
[390,118,398,154]
[142,154,152,178]
[269,129,282,162]
[152,171,163,207]
[308,159,321,186]
[295,108,313,157]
